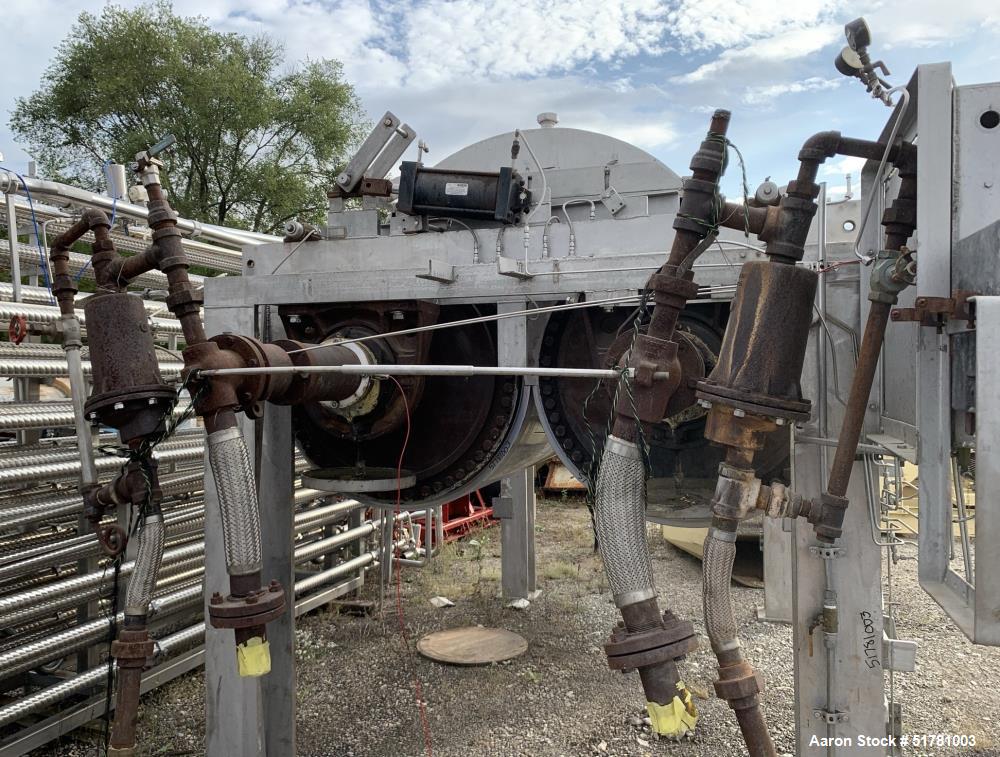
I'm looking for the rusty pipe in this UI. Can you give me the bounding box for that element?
[610,110,732,442]
[827,302,891,499]
[144,180,207,348]
[664,108,732,269]
[718,202,769,236]
[811,165,916,543]
[49,210,109,315]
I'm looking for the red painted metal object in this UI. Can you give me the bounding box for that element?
[414,489,496,546]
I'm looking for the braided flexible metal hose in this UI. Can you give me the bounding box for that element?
[703,530,739,652]
[207,427,263,576]
[125,514,166,616]
[593,435,656,609]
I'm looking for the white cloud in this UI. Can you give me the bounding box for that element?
[672,24,841,83]
[821,155,867,178]
[360,75,680,164]
[667,0,839,51]
[742,77,841,107]
[399,0,671,87]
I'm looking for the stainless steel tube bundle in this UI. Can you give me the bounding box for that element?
[0,525,380,731]
[0,584,202,680]
[0,508,204,583]
[0,357,184,380]
[0,171,278,250]
[0,433,201,469]
[0,440,203,487]
[0,399,190,431]
[0,300,183,336]
[0,498,345,616]
[0,622,207,730]
[206,427,262,576]
[0,243,175,290]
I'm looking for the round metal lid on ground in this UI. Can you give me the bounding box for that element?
[417,626,528,666]
[301,467,416,492]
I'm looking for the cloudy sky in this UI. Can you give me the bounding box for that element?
[2,0,999,201]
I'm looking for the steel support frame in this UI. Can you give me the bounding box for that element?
[916,67,1000,644]
[788,137,900,753]
[203,304,297,757]
[497,301,538,600]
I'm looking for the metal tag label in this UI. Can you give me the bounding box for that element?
[444,182,469,196]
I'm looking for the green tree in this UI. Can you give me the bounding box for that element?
[11,1,365,233]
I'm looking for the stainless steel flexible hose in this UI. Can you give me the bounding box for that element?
[703,529,740,652]
[124,514,166,616]
[593,435,655,609]
[207,427,262,576]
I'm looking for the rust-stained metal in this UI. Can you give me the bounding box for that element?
[328,177,393,199]
[891,290,976,329]
[83,293,175,444]
[610,109,732,444]
[604,610,698,671]
[811,151,918,543]
[108,626,155,754]
[593,111,733,732]
[698,260,817,421]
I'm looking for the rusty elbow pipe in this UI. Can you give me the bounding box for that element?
[49,209,111,314]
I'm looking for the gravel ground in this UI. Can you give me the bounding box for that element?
[38,497,1000,757]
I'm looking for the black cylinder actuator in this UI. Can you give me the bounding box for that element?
[396,162,531,223]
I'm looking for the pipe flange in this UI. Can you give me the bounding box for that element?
[111,634,155,668]
[605,617,698,671]
[208,581,286,630]
[714,662,765,708]
[697,380,812,420]
[320,340,375,415]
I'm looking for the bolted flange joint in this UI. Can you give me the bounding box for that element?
[208,580,287,630]
[605,611,698,672]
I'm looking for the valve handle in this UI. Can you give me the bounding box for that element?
[8,314,28,345]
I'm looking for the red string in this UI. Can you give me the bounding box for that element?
[818,259,861,274]
[388,376,433,757]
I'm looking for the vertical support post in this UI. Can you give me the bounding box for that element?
[500,467,537,600]
[257,302,296,757]
[915,63,954,597]
[204,305,264,757]
[791,471,885,755]
[791,166,887,752]
[496,300,537,600]
[758,517,793,623]
[258,401,296,755]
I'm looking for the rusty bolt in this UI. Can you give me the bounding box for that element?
[269,580,280,592]
[383,117,393,127]
[210,592,223,605]
[246,593,259,605]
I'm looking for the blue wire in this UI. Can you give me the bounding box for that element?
[0,165,54,300]
[74,161,119,281]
